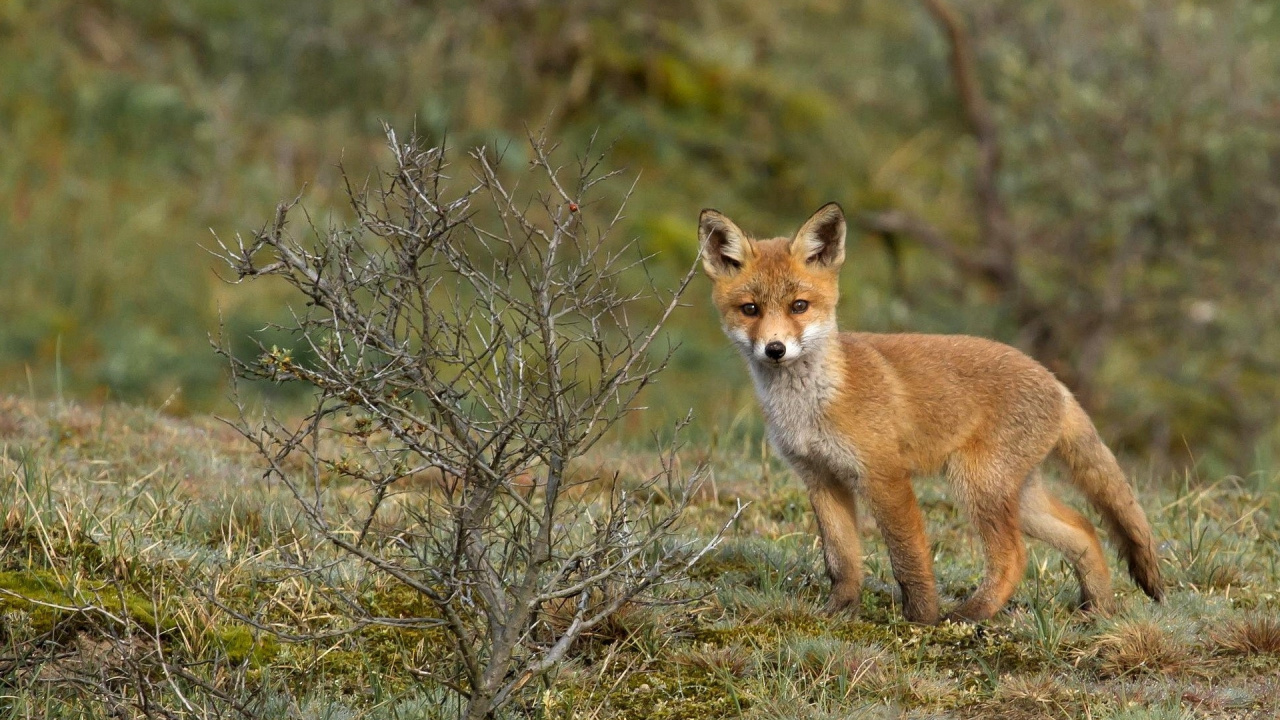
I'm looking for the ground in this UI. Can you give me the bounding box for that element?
[1,395,1278,719]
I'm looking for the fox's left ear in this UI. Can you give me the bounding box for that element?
[791,202,846,269]
[699,209,753,279]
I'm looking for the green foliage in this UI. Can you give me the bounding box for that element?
[2,0,1279,466]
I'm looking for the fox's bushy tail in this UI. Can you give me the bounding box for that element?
[1054,386,1164,602]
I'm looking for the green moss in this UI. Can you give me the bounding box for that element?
[555,664,745,719]
[694,612,831,648]
[210,625,280,666]
[263,582,452,697]
[0,569,75,635]
[303,647,373,695]
[0,569,67,604]
[0,568,175,636]
[363,582,438,618]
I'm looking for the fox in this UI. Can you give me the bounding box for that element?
[697,202,1164,623]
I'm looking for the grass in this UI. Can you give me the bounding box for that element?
[1,395,1278,718]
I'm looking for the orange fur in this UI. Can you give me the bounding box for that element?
[699,203,1163,623]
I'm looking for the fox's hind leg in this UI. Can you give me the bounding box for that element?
[1019,471,1113,612]
[944,456,1032,622]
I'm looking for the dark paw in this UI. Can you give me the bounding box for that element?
[942,600,995,624]
[824,584,862,616]
[1075,593,1115,616]
[900,587,939,625]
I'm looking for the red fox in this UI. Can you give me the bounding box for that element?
[698,203,1164,623]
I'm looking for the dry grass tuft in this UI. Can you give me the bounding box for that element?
[835,644,888,686]
[898,670,963,708]
[772,635,886,687]
[676,643,757,678]
[758,596,824,626]
[1089,621,1195,677]
[720,588,823,626]
[1214,615,1280,656]
[981,673,1086,720]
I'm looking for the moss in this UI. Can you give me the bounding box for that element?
[0,569,77,636]
[302,647,375,695]
[758,487,812,524]
[359,582,451,676]
[556,663,746,719]
[210,625,280,666]
[363,581,439,618]
[693,602,1051,711]
[263,582,452,697]
[0,568,176,637]
[0,569,66,602]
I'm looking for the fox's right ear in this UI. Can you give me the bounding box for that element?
[699,209,752,279]
[791,202,846,269]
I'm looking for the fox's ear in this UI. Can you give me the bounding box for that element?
[791,202,846,269]
[699,209,753,278]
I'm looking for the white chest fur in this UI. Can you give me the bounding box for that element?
[748,352,863,481]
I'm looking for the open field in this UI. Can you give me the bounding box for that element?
[5,4,1280,718]
[1,394,1278,719]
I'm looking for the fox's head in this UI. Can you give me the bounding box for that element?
[698,203,846,369]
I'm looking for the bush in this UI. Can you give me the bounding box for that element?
[213,127,741,718]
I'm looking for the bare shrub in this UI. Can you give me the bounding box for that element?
[211,127,739,718]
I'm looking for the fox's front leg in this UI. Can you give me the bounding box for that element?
[807,477,864,615]
[861,469,939,624]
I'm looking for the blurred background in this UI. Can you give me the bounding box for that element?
[2,0,1278,474]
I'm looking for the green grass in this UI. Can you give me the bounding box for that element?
[1,395,1278,718]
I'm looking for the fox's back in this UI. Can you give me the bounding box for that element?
[830,331,1066,473]
[849,331,1060,403]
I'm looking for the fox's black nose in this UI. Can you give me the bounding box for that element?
[764,341,787,360]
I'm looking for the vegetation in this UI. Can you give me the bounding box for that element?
[210,128,737,718]
[4,0,1280,717]
[2,395,1278,717]
[3,0,1280,468]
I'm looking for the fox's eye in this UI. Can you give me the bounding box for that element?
[790,299,809,314]
[741,303,759,316]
